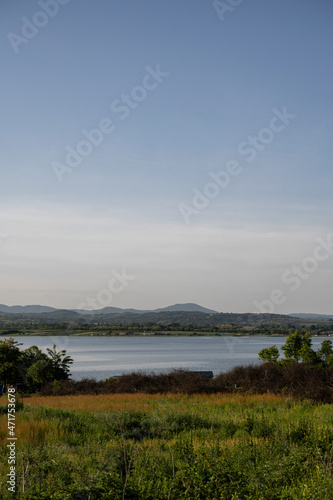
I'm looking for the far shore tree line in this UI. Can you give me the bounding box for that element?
[1,315,333,337]
[1,323,333,337]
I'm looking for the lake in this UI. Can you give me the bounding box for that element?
[3,335,332,381]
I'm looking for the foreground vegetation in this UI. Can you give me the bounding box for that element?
[1,393,333,499]
[1,332,333,498]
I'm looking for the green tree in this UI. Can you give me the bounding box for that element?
[258,346,280,363]
[0,338,22,387]
[299,343,320,366]
[26,359,54,391]
[317,340,333,367]
[46,344,73,380]
[18,345,50,388]
[0,340,74,391]
[258,331,333,369]
[281,331,312,363]
[21,345,48,366]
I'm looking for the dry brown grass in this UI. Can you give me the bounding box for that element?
[17,392,286,412]
[0,415,65,446]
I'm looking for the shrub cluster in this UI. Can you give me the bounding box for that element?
[39,364,333,402]
[39,370,210,397]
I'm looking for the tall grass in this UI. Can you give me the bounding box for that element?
[1,393,333,498]
[11,392,286,412]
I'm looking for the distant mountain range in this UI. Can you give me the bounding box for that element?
[0,303,218,315]
[0,304,332,319]
[0,304,332,328]
[0,304,57,314]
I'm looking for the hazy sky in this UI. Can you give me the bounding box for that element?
[0,0,332,313]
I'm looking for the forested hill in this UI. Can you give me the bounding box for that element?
[0,309,332,330]
[0,304,332,330]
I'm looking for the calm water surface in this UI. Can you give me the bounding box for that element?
[4,336,332,381]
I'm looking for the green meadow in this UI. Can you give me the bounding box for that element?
[1,393,333,499]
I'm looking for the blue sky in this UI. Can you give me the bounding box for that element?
[0,0,332,313]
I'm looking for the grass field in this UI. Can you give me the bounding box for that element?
[1,392,333,499]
